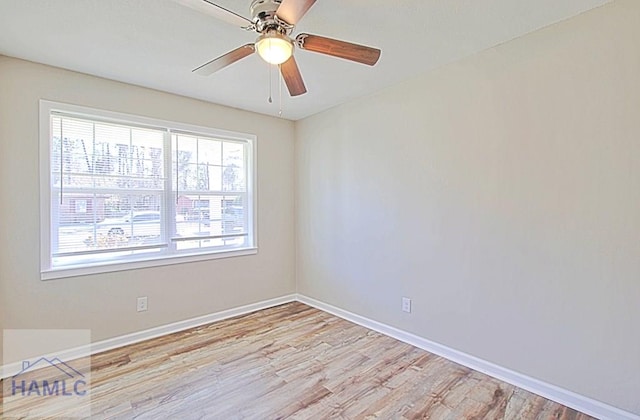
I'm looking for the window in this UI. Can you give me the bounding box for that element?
[40,101,256,279]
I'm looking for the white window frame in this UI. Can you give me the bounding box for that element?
[39,100,257,280]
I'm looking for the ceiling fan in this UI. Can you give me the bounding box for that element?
[176,0,381,97]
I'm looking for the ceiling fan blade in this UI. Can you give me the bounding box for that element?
[275,0,316,25]
[175,0,252,27]
[280,56,307,97]
[193,44,255,76]
[296,34,381,66]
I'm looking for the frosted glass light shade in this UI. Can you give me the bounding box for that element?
[255,32,293,65]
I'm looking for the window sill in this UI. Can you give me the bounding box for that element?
[41,247,258,280]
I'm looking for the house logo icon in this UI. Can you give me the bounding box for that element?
[11,357,88,397]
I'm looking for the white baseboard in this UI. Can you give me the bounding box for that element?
[296,294,639,420]
[1,294,296,378]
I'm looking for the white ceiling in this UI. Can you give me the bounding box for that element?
[0,0,609,120]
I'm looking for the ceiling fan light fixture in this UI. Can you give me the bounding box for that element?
[255,31,293,65]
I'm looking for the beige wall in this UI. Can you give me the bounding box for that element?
[0,56,296,359]
[296,0,640,414]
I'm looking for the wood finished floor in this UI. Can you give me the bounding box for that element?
[1,302,593,419]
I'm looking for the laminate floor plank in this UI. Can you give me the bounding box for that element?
[1,302,595,420]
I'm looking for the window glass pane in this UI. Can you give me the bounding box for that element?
[222,142,245,192]
[53,192,165,254]
[54,119,164,189]
[51,115,167,267]
[174,194,247,245]
[173,134,229,193]
[198,138,222,166]
[222,195,246,235]
[207,164,223,192]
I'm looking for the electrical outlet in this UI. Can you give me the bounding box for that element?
[402,297,411,313]
[137,296,148,312]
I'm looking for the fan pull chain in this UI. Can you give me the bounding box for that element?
[278,64,283,117]
[268,63,273,103]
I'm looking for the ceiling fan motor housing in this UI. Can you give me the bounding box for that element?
[250,0,289,33]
